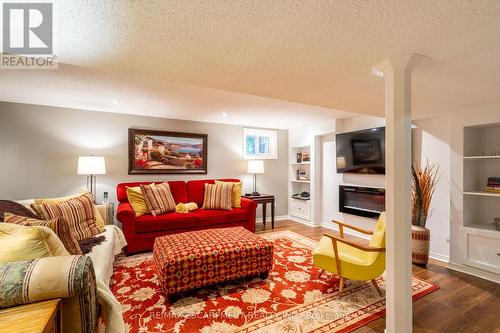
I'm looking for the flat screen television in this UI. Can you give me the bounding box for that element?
[336,127,385,174]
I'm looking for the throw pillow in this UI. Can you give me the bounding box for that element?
[4,213,82,255]
[34,191,106,229]
[31,192,102,241]
[140,182,176,216]
[202,183,234,210]
[0,223,69,263]
[0,200,39,221]
[126,186,149,217]
[215,180,242,208]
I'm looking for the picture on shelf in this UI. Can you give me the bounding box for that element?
[296,152,310,163]
[297,170,308,181]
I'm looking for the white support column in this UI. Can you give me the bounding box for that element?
[374,55,424,333]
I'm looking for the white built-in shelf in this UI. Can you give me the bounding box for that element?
[463,155,500,160]
[291,180,310,183]
[463,191,500,198]
[291,162,310,165]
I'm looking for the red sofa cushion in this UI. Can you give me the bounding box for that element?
[135,208,246,233]
[116,181,187,204]
[191,208,247,224]
[135,212,200,233]
[186,179,241,206]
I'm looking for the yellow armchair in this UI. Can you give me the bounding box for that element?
[313,212,386,298]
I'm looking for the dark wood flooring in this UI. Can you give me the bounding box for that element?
[255,219,500,333]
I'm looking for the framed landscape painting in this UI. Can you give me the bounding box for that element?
[243,128,278,160]
[128,129,208,174]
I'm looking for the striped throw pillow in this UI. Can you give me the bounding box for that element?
[31,192,102,241]
[140,182,176,216]
[202,183,234,210]
[4,213,82,255]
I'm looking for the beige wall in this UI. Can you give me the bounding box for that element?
[0,102,289,217]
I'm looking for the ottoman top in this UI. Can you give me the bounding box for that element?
[153,226,272,261]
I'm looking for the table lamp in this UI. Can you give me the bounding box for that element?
[247,160,264,196]
[77,156,106,202]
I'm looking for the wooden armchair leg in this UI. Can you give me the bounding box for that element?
[338,276,345,299]
[318,269,325,279]
[371,279,383,296]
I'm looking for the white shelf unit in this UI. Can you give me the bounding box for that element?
[289,145,312,223]
[459,123,500,276]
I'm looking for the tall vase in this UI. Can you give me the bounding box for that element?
[411,225,430,265]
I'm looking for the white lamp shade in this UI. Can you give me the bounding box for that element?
[77,156,106,175]
[247,160,264,174]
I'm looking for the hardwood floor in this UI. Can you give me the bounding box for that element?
[255,219,500,333]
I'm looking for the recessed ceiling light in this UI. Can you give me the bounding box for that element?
[296,121,303,126]
[371,67,384,78]
[221,112,228,117]
[112,98,119,104]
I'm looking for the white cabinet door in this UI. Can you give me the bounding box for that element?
[465,233,500,275]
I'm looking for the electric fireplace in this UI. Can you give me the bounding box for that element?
[339,185,385,218]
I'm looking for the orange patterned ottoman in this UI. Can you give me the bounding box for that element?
[153,226,273,298]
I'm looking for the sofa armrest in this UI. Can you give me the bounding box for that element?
[116,202,135,224]
[0,256,99,332]
[240,197,257,232]
[240,197,257,211]
[116,202,137,253]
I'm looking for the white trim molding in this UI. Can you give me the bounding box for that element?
[255,215,289,223]
[319,222,371,240]
[447,261,500,284]
[429,252,450,263]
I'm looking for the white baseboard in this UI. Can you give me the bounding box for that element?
[319,222,371,240]
[429,252,449,263]
[255,215,289,223]
[447,261,500,284]
[288,215,315,226]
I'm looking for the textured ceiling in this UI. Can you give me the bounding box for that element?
[2,1,500,124]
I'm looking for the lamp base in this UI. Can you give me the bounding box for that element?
[251,191,261,196]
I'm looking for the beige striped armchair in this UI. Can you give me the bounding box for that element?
[0,255,99,333]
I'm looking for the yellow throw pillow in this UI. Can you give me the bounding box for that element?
[0,223,69,263]
[126,186,149,217]
[4,213,82,255]
[34,191,106,230]
[215,180,242,208]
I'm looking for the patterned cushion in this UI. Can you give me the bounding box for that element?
[214,180,242,208]
[202,183,234,210]
[4,213,82,255]
[34,192,106,229]
[31,192,102,241]
[140,182,176,217]
[126,186,149,217]
[153,226,273,296]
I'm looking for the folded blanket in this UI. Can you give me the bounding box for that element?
[175,202,198,213]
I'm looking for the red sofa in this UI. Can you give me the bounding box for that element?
[116,179,257,254]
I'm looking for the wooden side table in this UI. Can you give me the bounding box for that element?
[0,299,62,333]
[243,194,275,229]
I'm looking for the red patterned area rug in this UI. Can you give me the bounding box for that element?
[111,230,438,333]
